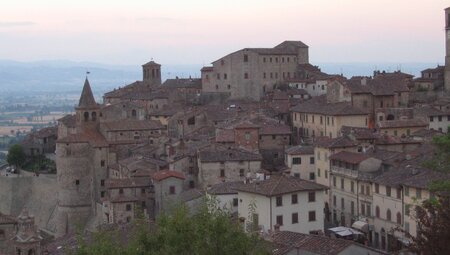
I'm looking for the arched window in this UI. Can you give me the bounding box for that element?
[84,112,89,121]
[396,212,402,225]
[376,206,380,218]
[91,112,97,121]
[131,109,137,117]
[386,209,391,221]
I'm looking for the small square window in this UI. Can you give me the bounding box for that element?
[292,213,298,224]
[75,180,80,185]
[276,215,283,225]
[233,198,238,207]
[276,196,283,207]
[291,194,298,204]
[169,186,176,194]
[308,211,316,222]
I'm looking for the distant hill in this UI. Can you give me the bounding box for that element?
[0,59,442,93]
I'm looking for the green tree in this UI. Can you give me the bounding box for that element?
[76,198,270,255]
[7,144,25,168]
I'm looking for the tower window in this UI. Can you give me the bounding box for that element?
[91,112,97,121]
[84,112,89,121]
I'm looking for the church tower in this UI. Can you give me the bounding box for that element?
[142,60,162,87]
[76,78,100,132]
[445,7,450,92]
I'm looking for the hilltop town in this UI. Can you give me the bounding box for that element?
[0,7,450,255]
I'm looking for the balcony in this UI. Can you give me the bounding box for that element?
[331,166,378,180]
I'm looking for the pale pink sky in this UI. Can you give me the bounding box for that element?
[0,0,449,65]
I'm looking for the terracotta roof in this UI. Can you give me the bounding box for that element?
[152,170,185,182]
[377,119,428,129]
[245,40,308,55]
[285,145,314,155]
[179,189,205,202]
[34,126,57,138]
[374,134,421,145]
[329,151,369,164]
[290,95,368,116]
[106,178,151,189]
[340,126,379,140]
[208,181,247,195]
[215,129,235,143]
[102,120,164,131]
[271,231,375,255]
[78,78,98,108]
[314,136,358,149]
[58,114,76,128]
[199,145,263,163]
[235,175,326,196]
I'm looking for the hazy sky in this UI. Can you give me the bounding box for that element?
[1,0,449,66]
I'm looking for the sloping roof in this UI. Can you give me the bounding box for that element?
[271,231,373,255]
[329,151,369,164]
[215,129,235,143]
[290,95,368,116]
[106,178,151,189]
[199,145,263,162]
[285,145,314,155]
[377,119,428,129]
[245,41,308,55]
[152,170,186,182]
[208,181,247,195]
[314,136,358,149]
[142,60,160,66]
[58,114,76,128]
[78,78,97,108]
[102,120,164,131]
[179,189,205,202]
[57,129,108,147]
[235,175,326,196]
[340,126,379,140]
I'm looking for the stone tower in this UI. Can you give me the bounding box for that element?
[54,78,99,237]
[445,7,450,92]
[142,60,162,87]
[10,209,43,255]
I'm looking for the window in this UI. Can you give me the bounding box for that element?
[263,72,266,79]
[292,213,299,224]
[216,73,220,80]
[100,179,105,186]
[361,203,365,215]
[361,184,365,195]
[333,195,336,206]
[351,201,355,215]
[169,186,176,194]
[243,54,248,62]
[84,111,89,121]
[438,116,442,122]
[101,160,105,167]
[141,188,146,194]
[75,180,80,186]
[292,194,298,204]
[308,192,315,202]
[224,73,227,80]
[308,211,316,222]
[263,57,266,63]
[101,191,105,198]
[276,215,283,225]
[366,204,371,216]
[292,157,301,165]
[317,168,321,177]
[396,212,402,224]
[366,185,370,195]
[244,73,249,79]
[294,173,300,178]
[386,209,392,221]
[416,189,422,199]
[276,196,283,207]
[239,169,244,177]
[429,116,434,122]
[386,186,391,197]
[340,178,344,190]
[375,183,379,193]
[310,157,315,164]
[376,206,380,218]
[126,204,132,211]
[233,198,238,207]
[119,188,124,194]
[227,84,231,90]
[333,176,336,187]
[142,201,146,208]
[351,181,354,193]
[325,170,328,179]
[220,169,225,177]
[396,188,401,199]
[309,172,315,181]
[341,198,345,209]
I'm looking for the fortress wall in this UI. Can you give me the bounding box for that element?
[0,175,57,233]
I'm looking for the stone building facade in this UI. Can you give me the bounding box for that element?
[201,41,309,100]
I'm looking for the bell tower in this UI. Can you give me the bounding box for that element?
[445,7,450,92]
[142,60,162,87]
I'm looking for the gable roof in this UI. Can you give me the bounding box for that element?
[152,170,186,182]
[290,96,368,116]
[235,175,326,196]
[198,145,263,162]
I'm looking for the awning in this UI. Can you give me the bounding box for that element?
[352,220,369,233]
[328,226,363,236]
